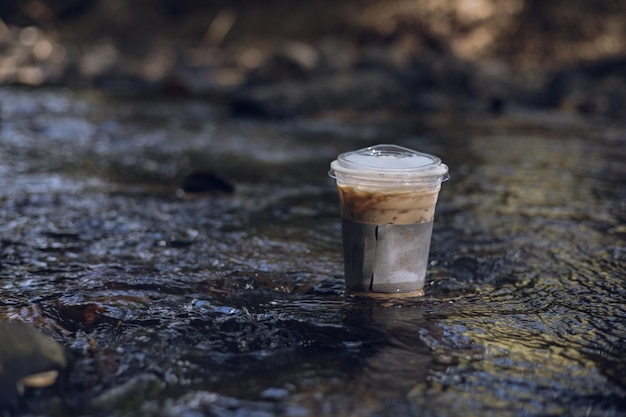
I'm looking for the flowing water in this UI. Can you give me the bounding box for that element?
[0,87,625,416]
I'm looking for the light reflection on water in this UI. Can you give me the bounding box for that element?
[414,128,626,416]
[0,88,625,416]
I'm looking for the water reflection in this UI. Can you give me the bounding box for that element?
[353,301,434,395]
[1,88,625,416]
[412,126,626,416]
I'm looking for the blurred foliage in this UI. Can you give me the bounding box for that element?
[0,0,625,116]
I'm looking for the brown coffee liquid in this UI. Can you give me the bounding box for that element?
[337,183,440,224]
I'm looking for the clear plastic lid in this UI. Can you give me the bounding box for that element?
[328,144,449,186]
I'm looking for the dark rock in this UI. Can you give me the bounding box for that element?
[180,171,235,194]
[0,321,67,411]
[488,97,505,115]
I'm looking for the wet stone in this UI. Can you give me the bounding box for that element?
[180,171,235,195]
[0,322,67,411]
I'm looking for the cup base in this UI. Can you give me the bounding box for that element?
[342,219,433,293]
[348,289,426,299]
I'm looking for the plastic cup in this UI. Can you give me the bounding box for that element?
[328,144,449,294]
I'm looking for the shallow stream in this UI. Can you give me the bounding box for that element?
[1,87,625,416]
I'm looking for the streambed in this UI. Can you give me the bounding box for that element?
[1,87,625,416]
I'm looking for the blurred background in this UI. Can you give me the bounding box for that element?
[1,0,625,119]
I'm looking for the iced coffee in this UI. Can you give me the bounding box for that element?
[337,184,441,224]
[329,144,449,294]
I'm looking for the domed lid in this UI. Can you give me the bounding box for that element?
[329,144,449,186]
